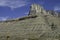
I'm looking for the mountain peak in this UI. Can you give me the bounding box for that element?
[28,4,59,17]
[28,4,44,16]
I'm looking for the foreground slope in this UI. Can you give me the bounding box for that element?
[0,4,60,40]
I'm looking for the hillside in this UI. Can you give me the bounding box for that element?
[0,4,60,40]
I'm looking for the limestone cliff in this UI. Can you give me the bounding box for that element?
[0,4,60,40]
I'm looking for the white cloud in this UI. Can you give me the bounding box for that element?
[54,6,60,11]
[0,0,30,9]
[0,17,7,21]
[0,16,9,21]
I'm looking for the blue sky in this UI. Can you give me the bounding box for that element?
[0,0,60,21]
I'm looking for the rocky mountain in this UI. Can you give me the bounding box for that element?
[0,4,60,40]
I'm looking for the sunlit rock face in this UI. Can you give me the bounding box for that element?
[47,10,59,16]
[0,4,60,40]
[29,4,59,17]
[28,4,43,16]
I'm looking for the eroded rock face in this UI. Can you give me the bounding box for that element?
[0,4,60,40]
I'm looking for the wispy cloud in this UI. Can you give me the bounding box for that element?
[0,16,10,21]
[0,16,13,21]
[0,0,30,9]
[54,6,60,11]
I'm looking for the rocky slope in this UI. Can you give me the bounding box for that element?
[0,4,60,40]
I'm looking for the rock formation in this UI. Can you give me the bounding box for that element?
[0,4,60,40]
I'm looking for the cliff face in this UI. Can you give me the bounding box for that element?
[0,4,60,40]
